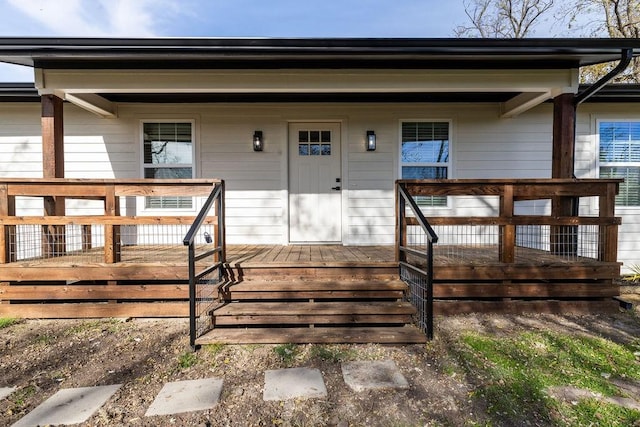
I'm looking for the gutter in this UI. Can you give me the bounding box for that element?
[574,48,634,105]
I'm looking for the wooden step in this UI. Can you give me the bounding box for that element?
[212,301,415,327]
[214,301,415,316]
[225,266,398,282]
[220,290,405,300]
[214,313,413,326]
[219,279,407,301]
[223,279,407,292]
[195,326,427,345]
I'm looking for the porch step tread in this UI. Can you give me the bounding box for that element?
[219,290,405,300]
[214,313,413,325]
[222,279,407,292]
[229,261,398,268]
[214,301,416,316]
[195,326,427,345]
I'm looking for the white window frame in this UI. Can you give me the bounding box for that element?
[398,119,453,209]
[140,119,197,213]
[596,118,640,210]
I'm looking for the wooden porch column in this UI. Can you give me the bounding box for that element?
[41,95,66,256]
[551,93,576,180]
[551,93,578,256]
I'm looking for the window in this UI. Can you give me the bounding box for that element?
[298,130,332,156]
[401,121,450,207]
[599,121,640,206]
[142,121,194,209]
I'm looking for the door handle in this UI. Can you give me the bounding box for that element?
[331,186,341,191]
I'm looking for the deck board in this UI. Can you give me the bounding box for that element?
[3,244,613,269]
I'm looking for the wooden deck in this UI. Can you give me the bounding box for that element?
[0,178,624,330]
[226,244,395,266]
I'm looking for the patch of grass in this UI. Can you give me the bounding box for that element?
[0,317,19,329]
[458,330,640,426]
[65,320,103,335]
[65,319,123,336]
[309,344,356,363]
[177,351,198,369]
[274,343,299,365]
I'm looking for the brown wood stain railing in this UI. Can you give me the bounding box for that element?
[396,179,623,267]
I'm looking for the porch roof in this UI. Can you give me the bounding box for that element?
[0,37,638,70]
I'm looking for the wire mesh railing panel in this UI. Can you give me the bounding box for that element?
[515,224,602,261]
[194,266,224,339]
[119,224,196,263]
[400,263,432,336]
[431,225,499,263]
[10,224,106,262]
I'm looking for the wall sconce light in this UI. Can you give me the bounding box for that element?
[253,130,263,152]
[366,130,376,151]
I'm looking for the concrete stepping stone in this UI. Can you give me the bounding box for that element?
[11,384,121,427]
[0,387,16,401]
[145,378,223,417]
[341,360,409,392]
[263,367,327,401]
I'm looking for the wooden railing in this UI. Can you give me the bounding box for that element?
[0,178,221,277]
[396,179,622,266]
[0,179,221,294]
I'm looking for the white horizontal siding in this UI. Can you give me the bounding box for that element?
[3,100,636,262]
[576,103,640,272]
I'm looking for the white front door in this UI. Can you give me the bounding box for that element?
[289,123,342,243]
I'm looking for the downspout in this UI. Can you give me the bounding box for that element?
[574,48,633,106]
[569,48,634,217]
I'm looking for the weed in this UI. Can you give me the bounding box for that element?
[274,343,299,365]
[65,320,103,335]
[177,351,198,369]
[11,385,35,408]
[310,345,355,363]
[623,264,640,283]
[35,334,53,345]
[203,343,226,355]
[0,317,19,329]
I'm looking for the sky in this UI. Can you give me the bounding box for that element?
[0,0,564,82]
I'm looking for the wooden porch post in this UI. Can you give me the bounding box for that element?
[41,94,66,256]
[551,93,576,180]
[551,93,577,256]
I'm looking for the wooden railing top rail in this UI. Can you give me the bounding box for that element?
[0,178,220,198]
[398,178,622,198]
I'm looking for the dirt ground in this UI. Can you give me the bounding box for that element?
[2,303,640,427]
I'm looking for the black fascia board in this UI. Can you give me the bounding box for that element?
[0,37,638,69]
[0,82,39,102]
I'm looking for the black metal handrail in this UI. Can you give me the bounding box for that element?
[183,181,225,349]
[397,182,438,339]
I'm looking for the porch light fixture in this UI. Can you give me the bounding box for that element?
[366,130,376,151]
[253,130,263,152]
